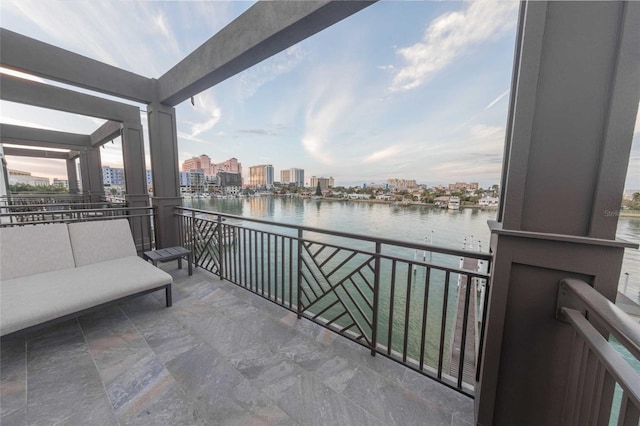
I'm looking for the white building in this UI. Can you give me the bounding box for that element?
[8,169,50,187]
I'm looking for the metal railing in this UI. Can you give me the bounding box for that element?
[557,278,640,425]
[0,205,155,253]
[1,193,91,205]
[176,207,492,395]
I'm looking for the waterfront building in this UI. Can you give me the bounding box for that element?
[248,164,274,189]
[281,168,304,187]
[448,182,479,191]
[309,176,334,191]
[214,157,242,176]
[8,169,49,187]
[182,154,215,176]
[102,166,152,187]
[387,178,417,191]
[52,178,68,189]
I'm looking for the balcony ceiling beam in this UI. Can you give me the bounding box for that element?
[0,28,154,104]
[3,146,72,160]
[1,124,91,150]
[157,0,376,106]
[91,120,123,147]
[0,74,141,124]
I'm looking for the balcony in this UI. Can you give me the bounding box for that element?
[1,1,639,424]
[1,263,473,425]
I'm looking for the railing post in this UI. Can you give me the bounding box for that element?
[371,242,381,356]
[190,210,196,264]
[297,228,303,319]
[217,214,224,279]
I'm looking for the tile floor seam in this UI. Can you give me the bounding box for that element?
[116,302,203,416]
[138,290,288,424]
[76,316,122,426]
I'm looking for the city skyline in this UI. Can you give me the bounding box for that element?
[1,1,638,189]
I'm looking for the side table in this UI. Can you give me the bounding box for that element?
[144,246,193,275]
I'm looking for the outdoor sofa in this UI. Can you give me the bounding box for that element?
[0,219,172,337]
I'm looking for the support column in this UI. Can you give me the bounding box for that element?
[86,146,103,202]
[476,2,640,425]
[147,102,181,248]
[66,158,79,194]
[121,121,151,250]
[78,149,90,200]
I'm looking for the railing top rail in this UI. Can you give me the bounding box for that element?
[560,278,640,361]
[561,307,640,405]
[0,206,153,217]
[1,202,126,208]
[176,206,492,261]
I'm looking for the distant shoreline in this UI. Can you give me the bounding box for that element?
[307,197,640,217]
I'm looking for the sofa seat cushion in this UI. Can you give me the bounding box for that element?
[0,256,172,336]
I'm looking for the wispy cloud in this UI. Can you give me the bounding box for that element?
[363,145,404,164]
[485,89,510,110]
[302,92,352,165]
[237,129,269,136]
[390,0,518,92]
[238,45,306,99]
[183,90,221,138]
[1,0,194,76]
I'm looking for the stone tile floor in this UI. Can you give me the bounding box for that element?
[1,265,474,425]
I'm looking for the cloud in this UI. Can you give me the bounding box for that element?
[390,0,518,92]
[1,0,196,76]
[183,90,221,138]
[485,89,510,110]
[363,146,404,164]
[238,45,306,98]
[302,91,353,165]
[299,64,360,165]
[237,129,269,136]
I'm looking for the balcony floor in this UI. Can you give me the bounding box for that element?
[1,265,473,426]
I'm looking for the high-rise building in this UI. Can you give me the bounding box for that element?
[215,157,242,175]
[387,178,417,192]
[182,154,215,176]
[248,164,274,189]
[280,168,304,187]
[280,169,291,184]
[309,176,334,191]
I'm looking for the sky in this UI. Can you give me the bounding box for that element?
[0,0,638,189]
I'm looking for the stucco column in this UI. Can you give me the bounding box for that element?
[121,121,151,250]
[78,149,90,199]
[86,146,103,203]
[476,2,640,425]
[147,102,181,248]
[66,157,79,194]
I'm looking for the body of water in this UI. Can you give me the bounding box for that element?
[185,196,640,302]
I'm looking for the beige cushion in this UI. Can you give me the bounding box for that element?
[68,219,137,266]
[0,223,75,281]
[0,256,172,336]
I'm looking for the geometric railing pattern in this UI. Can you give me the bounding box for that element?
[176,207,492,396]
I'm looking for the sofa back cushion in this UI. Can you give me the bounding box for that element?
[0,223,76,281]
[68,219,137,266]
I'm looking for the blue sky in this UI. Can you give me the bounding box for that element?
[1,0,638,188]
